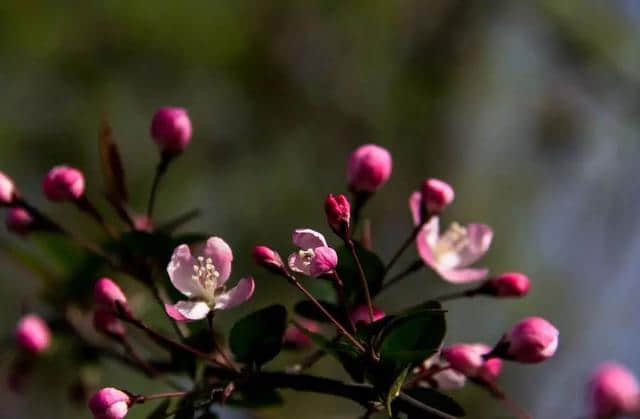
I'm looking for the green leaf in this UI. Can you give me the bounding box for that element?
[229,304,287,366]
[402,388,466,417]
[377,304,446,367]
[147,399,171,419]
[385,366,410,416]
[336,243,385,304]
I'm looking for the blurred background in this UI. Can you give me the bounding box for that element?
[1,1,639,417]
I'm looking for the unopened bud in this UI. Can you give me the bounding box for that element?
[6,207,35,236]
[482,272,530,297]
[88,387,131,419]
[42,165,85,202]
[347,144,392,193]
[252,245,287,276]
[150,107,192,155]
[0,171,17,206]
[15,314,51,355]
[325,193,351,237]
[421,178,454,216]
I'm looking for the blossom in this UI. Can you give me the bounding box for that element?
[325,193,351,237]
[287,229,338,278]
[347,144,392,193]
[442,344,486,377]
[415,216,492,283]
[414,356,467,391]
[42,165,85,201]
[0,171,16,205]
[150,107,192,154]
[15,314,51,354]
[164,237,255,321]
[284,318,321,348]
[501,316,559,363]
[484,272,530,297]
[6,207,34,236]
[89,387,130,419]
[349,304,386,325]
[589,362,640,418]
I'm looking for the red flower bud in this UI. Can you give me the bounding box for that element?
[6,207,35,236]
[499,316,559,363]
[88,387,130,419]
[484,272,530,297]
[15,314,51,355]
[347,144,392,193]
[325,193,350,237]
[421,178,454,216]
[150,107,192,155]
[94,278,131,315]
[252,245,287,276]
[42,165,85,202]
[0,171,17,206]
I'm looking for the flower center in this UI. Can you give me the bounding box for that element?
[298,249,316,267]
[433,223,469,268]
[192,256,220,293]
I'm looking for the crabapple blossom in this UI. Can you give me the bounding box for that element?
[499,316,559,363]
[252,245,287,275]
[164,237,255,321]
[42,165,85,202]
[325,193,351,237]
[89,387,130,419]
[0,171,16,205]
[15,314,51,354]
[415,216,492,283]
[347,144,392,193]
[349,304,385,325]
[6,207,34,236]
[589,362,640,418]
[288,229,338,278]
[150,107,192,155]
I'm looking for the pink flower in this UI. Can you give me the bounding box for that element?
[288,229,338,277]
[409,179,455,223]
[414,357,467,390]
[415,216,492,283]
[589,362,640,418]
[284,318,321,348]
[164,237,255,321]
[485,272,530,297]
[347,144,392,193]
[94,278,130,315]
[89,387,130,419]
[252,245,287,275]
[325,193,351,236]
[93,309,126,340]
[442,344,486,377]
[150,107,192,154]
[15,314,51,354]
[0,171,16,205]
[42,165,85,201]
[6,207,34,236]
[349,304,386,325]
[502,316,559,363]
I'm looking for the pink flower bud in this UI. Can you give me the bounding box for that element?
[88,387,130,419]
[349,304,386,325]
[479,357,503,383]
[421,178,454,215]
[503,316,559,363]
[15,314,51,354]
[0,171,16,205]
[284,318,321,348]
[150,107,192,154]
[485,272,530,297]
[347,144,392,193]
[93,309,126,340]
[309,246,338,277]
[442,344,486,377]
[42,165,85,201]
[133,215,153,232]
[252,245,287,275]
[589,362,640,418]
[325,193,351,236]
[94,278,130,314]
[6,207,35,236]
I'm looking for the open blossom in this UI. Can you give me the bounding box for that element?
[164,237,255,321]
[6,207,35,236]
[42,165,85,201]
[150,107,192,154]
[415,216,492,283]
[288,229,338,278]
[284,318,321,348]
[589,362,640,418]
[414,356,467,390]
[0,171,16,205]
[15,314,51,354]
[349,304,386,325]
[347,144,392,193]
[500,316,559,363]
[89,387,130,419]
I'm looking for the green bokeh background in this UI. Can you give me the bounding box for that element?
[1,1,640,417]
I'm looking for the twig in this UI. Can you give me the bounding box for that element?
[346,239,374,323]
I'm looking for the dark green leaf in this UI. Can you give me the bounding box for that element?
[336,243,385,304]
[147,399,171,419]
[385,366,410,416]
[229,305,287,366]
[402,388,466,417]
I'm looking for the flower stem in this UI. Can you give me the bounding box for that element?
[332,271,356,333]
[433,287,481,302]
[147,153,173,218]
[134,391,188,403]
[378,259,424,295]
[288,274,366,353]
[474,379,532,419]
[385,222,424,274]
[346,239,374,323]
[207,312,240,373]
[76,196,117,238]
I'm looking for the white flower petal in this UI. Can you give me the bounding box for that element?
[174,300,211,320]
[201,236,233,285]
[167,244,204,297]
[214,277,255,310]
[292,228,327,250]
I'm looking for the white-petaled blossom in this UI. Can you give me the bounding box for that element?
[287,229,338,278]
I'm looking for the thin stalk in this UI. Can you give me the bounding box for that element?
[121,337,158,378]
[147,154,172,218]
[346,239,374,323]
[148,282,188,341]
[332,271,356,333]
[76,196,117,238]
[433,288,480,303]
[385,223,423,274]
[288,274,366,353]
[378,259,424,295]
[134,391,187,403]
[207,313,240,373]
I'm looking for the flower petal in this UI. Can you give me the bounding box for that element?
[438,267,489,284]
[409,191,422,226]
[416,218,439,267]
[215,277,255,310]
[292,228,327,250]
[201,237,233,284]
[456,223,493,267]
[174,300,211,320]
[288,252,312,276]
[164,303,191,322]
[167,244,203,297]
[310,246,338,277]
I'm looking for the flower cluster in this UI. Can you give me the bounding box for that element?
[0,109,624,419]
